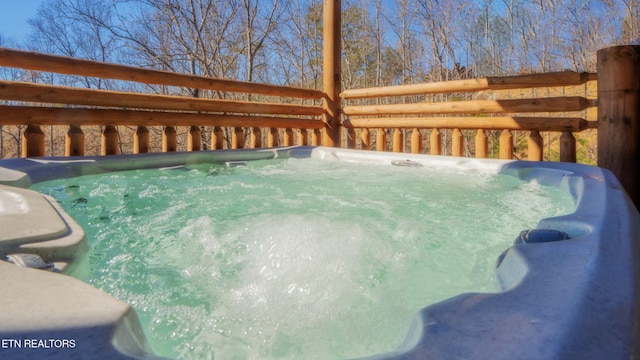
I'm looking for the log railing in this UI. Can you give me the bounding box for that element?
[340,71,597,162]
[0,47,324,157]
[0,49,598,162]
[0,47,322,99]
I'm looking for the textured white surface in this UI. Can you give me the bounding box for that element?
[0,186,68,244]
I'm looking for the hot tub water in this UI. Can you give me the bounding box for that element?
[31,158,575,359]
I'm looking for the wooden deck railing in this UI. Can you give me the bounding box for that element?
[0,47,324,157]
[0,47,598,162]
[340,71,597,162]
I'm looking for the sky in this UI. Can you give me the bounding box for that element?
[0,0,45,44]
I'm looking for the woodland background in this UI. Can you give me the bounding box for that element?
[0,0,638,163]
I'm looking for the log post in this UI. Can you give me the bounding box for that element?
[499,129,513,160]
[298,129,308,146]
[134,126,150,154]
[560,131,576,163]
[322,0,341,147]
[101,125,119,155]
[598,45,640,207]
[282,128,293,146]
[251,127,262,148]
[268,128,279,147]
[21,124,45,157]
[452,128,463,157]
[411,128,422,154]
[232,127,244,149]
[528,130,543,161]
[312,129,321,145]
[393,128,403,152]
[430,129,441,155]
[65,125,84,157]
[475,129,488,158]
[188,126,201,151]
[376,128,386,151]
[346,128,357,149]
[212,126,224,149]
[361,128,371,150]
[162,126,177,152]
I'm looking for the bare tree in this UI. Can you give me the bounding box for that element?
[241,0,283,85]
[271,0,323,89]
[621,0,640,44]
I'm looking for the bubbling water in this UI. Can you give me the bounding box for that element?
[32,158,575,359]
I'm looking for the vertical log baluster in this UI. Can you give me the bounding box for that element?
[232,127,244,149]
[411,128,422,154]
[188,126,201,151]
[452,128,463,157]
[312,129,321,145]
[134,126,149,154]
[475,129,488,158]
[393,128,403,152]
[101,125,119,156]
[560,131,577,162]
[268,128,279,147]
[212,126,224,150]
[251,127,262,148]
[22,124,45,158]
[528,130,543,161]
[430,128,441,155]
[283,128,294,146]
[298,129,308,146]
[499,129,513,160]
[162,126,177,152]
[347,128,357,149]
[65,125,84,157]
[376,128,386,152]
[361,128,371,150]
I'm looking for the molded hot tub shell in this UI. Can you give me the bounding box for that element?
[0,146,638,360]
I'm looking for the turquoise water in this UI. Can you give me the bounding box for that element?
[32,158,575,359]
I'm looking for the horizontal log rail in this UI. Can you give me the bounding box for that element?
[0,47,323,99]
[343,96,595,116]
[0,81,323,116]
[343,116,594,132]
[0,106,323,128]
[341,71,596,99]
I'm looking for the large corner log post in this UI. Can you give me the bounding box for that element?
[322,0,341,147]
[597,45,640,208]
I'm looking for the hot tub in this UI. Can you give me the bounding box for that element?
[0,146,638,359]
